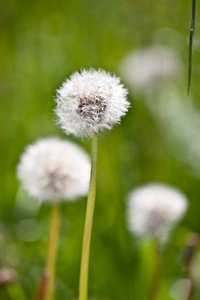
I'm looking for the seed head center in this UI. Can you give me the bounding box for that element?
[76,94,107,123]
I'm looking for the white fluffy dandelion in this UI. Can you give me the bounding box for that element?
[127,183,188,241]
[119,46,181,90]
[55,68,129,138]
[17,137,91,202]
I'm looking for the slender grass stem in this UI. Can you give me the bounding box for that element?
[149,240,161,300]
[79,134,98,300]
[188,0,196,95]
[45,202,60,300]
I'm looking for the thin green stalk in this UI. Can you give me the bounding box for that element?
[79,134,98,300]
[184,233,199,300]
[149,240,161,300]
[45,202,60,300]
[188,0,197,95]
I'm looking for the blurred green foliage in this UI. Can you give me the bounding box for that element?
[1,0,200,299]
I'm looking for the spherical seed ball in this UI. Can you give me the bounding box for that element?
[55,68,130,138]
[119,46,181,90]
[0,267,18,286]
[17,138,91,202]
[127,183,188,241]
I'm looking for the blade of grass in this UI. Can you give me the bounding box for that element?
[188,0,196,95]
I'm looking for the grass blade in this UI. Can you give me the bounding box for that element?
[188,0,197,95]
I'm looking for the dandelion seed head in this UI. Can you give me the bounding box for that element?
[119,46,181,90]
[55,68,130,137]
[0,267,18,286]
[127,183,188,241]
[17,138,91,202]
[170,278,192,300]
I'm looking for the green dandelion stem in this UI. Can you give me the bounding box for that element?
[149,240,161,300]
[79,134,98,300]
[45,202,60,300]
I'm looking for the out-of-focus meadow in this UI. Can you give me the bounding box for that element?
[1,0,200,299]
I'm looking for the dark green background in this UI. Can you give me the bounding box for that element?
[1,0,200,299]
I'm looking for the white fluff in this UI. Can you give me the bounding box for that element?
[146,89,200,179]
[55,68,130,138]
[127,183,188,241]
[17,137,91,202]
[119,46,181,90]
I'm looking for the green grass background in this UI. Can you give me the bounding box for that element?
[1,0,200,299]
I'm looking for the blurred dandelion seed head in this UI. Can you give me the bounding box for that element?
[170,278,192,300]
[0,267,18,286]
[17,137,91,202]
[127,183,188,241]
[55,68,130,138]
[119,46,181,91]
[147,91,200,179]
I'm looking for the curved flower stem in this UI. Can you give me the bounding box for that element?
[149,239,161,300]
[45,202,60,300]
[79,134,98,300]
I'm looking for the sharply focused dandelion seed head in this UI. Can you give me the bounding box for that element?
[119,46,181,90]
[17,137,91,202]
[127,183,188,241]
[55,68,130,138]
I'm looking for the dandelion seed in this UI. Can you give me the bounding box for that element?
[127,183,188,241]
[17,137,91,202]
[55,68,130,137]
